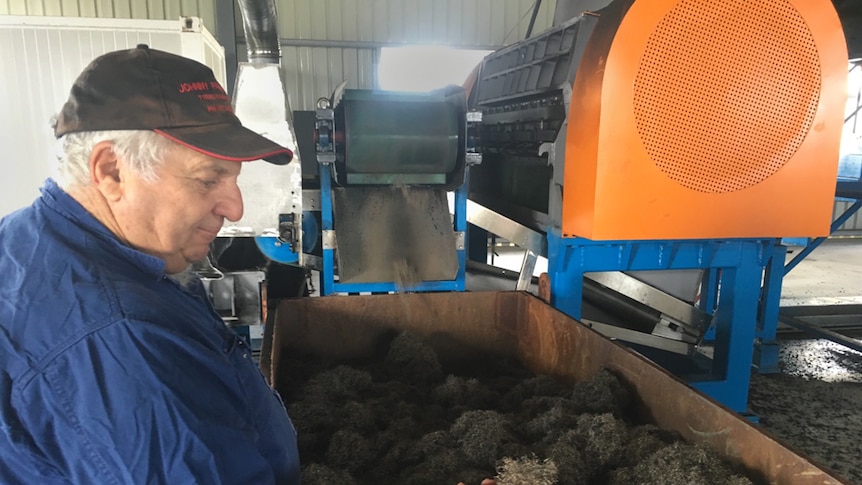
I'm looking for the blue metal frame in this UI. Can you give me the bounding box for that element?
[752,242,786,374]
[545,231,770,413]
[750,197,862,371]
[318,164,468,295]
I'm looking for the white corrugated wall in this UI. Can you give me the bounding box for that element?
[0,0,557,127]
[3,0,557,109]
[274,46,376,110]
[234,0,557,111]
[273,0,553,46]
[0,16,224,216]
[0,0,553,48]
[0,0,217,29]
[834,201,862,235]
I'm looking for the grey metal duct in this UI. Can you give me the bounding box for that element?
[222,0,302,254]
[236,0,280,63]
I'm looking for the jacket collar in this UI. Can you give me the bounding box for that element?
[39,178,167,280]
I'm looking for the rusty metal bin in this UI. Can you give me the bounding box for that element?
[263,291,848,485]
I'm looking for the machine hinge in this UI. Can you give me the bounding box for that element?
[322,230,337,250]
[302,190,320,211]
[278,213,300,253]
[315,104,336,165]
[455,231,465,250]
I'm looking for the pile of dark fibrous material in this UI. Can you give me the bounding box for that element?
[276,331,755,485]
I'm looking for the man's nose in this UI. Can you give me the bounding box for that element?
[215,181,244,222]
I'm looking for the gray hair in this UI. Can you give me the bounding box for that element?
[56,130,176,190]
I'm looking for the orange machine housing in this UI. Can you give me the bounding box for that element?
[563,0,848,240]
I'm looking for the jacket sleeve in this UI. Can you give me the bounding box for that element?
[12,318,300,485]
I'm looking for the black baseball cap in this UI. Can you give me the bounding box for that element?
[54,44,292,165]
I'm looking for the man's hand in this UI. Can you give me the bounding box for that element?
[457,480,496,485]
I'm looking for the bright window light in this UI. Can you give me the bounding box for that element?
[378,45,493,92]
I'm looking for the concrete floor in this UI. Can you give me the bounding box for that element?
[781,238,862,306]
[755,238,862,484]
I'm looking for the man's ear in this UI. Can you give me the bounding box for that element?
[89,140,123,202]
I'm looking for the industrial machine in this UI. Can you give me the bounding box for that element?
[215,0,849,413]
[463,0,848,412]
[309,86,481,294]
[215,1,481,297]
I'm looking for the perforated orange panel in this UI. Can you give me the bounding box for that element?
[562,0,847,240]
[633,0,822,193]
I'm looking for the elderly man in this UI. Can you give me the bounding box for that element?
[0,45,300,484]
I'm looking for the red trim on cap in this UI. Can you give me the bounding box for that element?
[153,129,293,162]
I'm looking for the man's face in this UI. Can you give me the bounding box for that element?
[114,145,244,274]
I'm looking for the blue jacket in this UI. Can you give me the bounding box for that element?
[0,179,300,484]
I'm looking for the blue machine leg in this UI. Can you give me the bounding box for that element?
[547,232,584,319]
[754,242,786,374]
[319,164,336,296]
[452,169,470,292]
[691,244,762,414]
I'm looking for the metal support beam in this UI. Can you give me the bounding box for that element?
[525,0,543,39]
[784,199,862,274]
[237,38,502,51]
[581,319,694,355]
[517,250,538,291]
[778,313,862,354]
[690,248,762,413]
[586,271,712,341]
[753,242,786,374]
[546,232,770,413]
[466,199,548,257]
